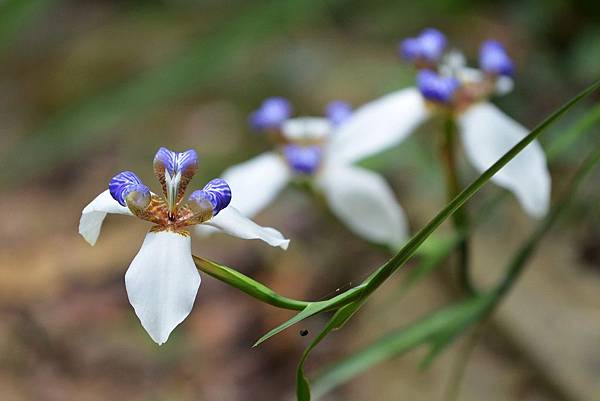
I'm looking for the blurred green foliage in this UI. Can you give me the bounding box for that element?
[2,0,600,185]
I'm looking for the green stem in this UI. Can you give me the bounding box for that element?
[193,256,311,310]
[193,80,599,346]
[440,115,474,294]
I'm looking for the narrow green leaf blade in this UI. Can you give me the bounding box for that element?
[310,295,492,400]
[253,285,366,347]
[193,256,310,311]
[257,78,600,349]
[297,300,364,401]
[310,140,600,400]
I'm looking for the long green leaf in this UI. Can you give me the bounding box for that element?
[309,140,600,401]
[255,79,600,347]
[296,300,364,401]
[253,285,366,347]
[310,295,493,400]
[546,102,600,159]
[398,100,600,300]
[193,256,310,311]
[359,80,600,298]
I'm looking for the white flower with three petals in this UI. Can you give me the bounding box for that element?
[79,147,289,345]
[212,98,409,250]
[331,29,551,218]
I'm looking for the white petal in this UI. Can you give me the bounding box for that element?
[203,206,290,250]
[78,190,133,246]
[495,76,514,95]
[458,102,551,218]
[315,164,409,249]
[448,66,513,95]
[281,117,333,141]
[221,152,291,217]
[125,231,201,345]
[326,88,429,164]
[441,49,467,73]
[455,66,484,85]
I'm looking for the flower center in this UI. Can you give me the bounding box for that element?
[109,148,232,233]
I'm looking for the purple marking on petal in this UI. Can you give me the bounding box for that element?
[479,40,514,77]
[283,144,322,175]
[326,101,353,127]
[189,179,232,216]
[109,171,149,206]
[417,69,459,103]
[419,28,447,61]
[399,38,421,61]
[153,147,199,206]
[153,147,199,176]
[399,28,446,62]
[249,97,292,131]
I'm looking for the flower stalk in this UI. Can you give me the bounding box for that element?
[440,115,475,294]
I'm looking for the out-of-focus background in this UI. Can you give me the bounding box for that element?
[1,0,600,400]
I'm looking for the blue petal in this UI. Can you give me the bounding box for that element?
[399,38,421,61]
[417,69,459,103]
[189,178,232,216]
[153,147,199,176]
[153,147,199,209]
[249,97,292,131]
[479,40,514,77]
[326,101,353,127]
[418,28,447,61]
[109,171,150,206]
[399,28,446,62]
[283,144,322,175]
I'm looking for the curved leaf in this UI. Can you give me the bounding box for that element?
[193,256,309,311]
[308,140,600,400]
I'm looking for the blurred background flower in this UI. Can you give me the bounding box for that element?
[0,1,600,401]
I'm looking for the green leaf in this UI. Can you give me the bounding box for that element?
[358,79,600,300]
[419,139,600,369]
[297,300,365,401]
[546,102,600,160]
[193,256,310,311]
[253,285,366,347]
[310,295,493,400]
[256,79,600,349]
[308,138,600,401]
[403,99,600,298]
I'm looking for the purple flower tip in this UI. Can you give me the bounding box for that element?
[399,28,446,62]
[283,144,322,175]
[326,101,353,126]
[249,97,292,131]
[417,69,459,103]
[109,171,150,206]
[189,178,232,216]
[479,40,514,77]
[154,147,199,176]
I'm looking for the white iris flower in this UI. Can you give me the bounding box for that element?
[331,29,550,218]
[205,98,409,250]
[78,147,289,345]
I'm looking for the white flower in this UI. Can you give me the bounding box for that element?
[330,33,550,218]
[78,147,289,345]
[210,99,409,250]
